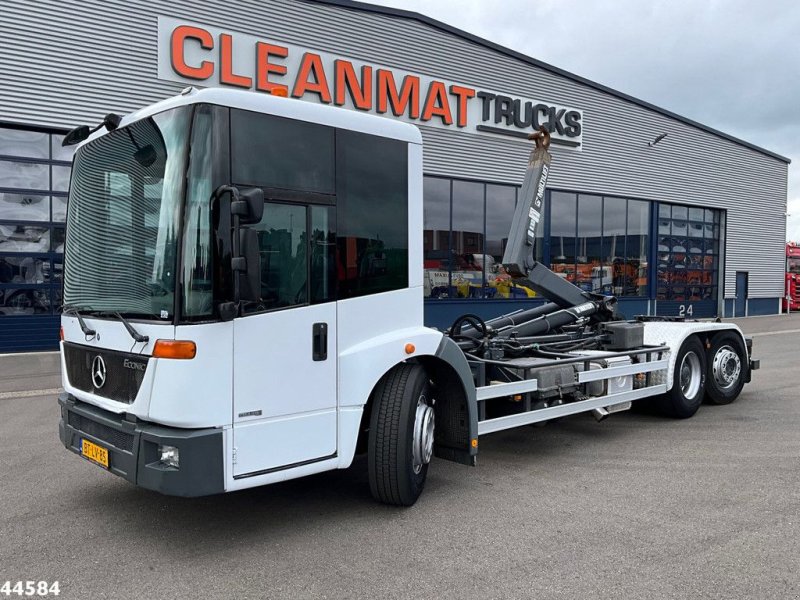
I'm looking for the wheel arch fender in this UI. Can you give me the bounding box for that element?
[415,336,478,466]
[336,326,442,468]
[337,330,478,469]
[642,322,749,391]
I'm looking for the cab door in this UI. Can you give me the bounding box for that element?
[232,201,337,477]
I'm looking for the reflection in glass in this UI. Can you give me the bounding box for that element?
[0,160,49,190]
[423,177,451,298]
[550,191,577,283]
[451,180,484,297]
[601,196,626,294]
[51,227,65,253]
[336,130,408,299]
[485,184,519,266]
[310,205,336,304]
[52,165,71,192]
[64,107,191,318]
[52,196,67,222]
[0,224,50,253]
[0,192,49,221]
[51,135,76,162]
[231,110,334,194]
[181,105,213,318]
[0,256,46,283]
[656,204,720,301]
[689,207,704,222]
[0,287,51,316]
[577,194,602,291]
[0,128,48,159]
[626,200,649,296]
[248,203,308,311]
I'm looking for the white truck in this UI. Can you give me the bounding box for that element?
[57,88,758,505]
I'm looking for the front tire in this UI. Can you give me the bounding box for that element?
[658,335,706,419]
[368,364,435,506]
[705,332,746,405]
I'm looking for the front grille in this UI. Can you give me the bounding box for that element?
[68,411,134,452]
[63,343,149,404]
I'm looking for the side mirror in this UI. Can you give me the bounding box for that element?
[232,228,261,303]
[62,125,90,147]
[231,188,264,225]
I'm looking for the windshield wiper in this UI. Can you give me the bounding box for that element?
[61,304,96,337]
[98,311,149,343]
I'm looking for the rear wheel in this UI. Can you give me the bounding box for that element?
[705,332,746,405]
[658,335,706,418]
[368,364,435,506]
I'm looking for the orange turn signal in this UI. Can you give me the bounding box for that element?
[59,326,64,341]
[153,339,196,360]
[404,343,416,354]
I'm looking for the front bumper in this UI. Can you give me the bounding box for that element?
[58,393,224,497]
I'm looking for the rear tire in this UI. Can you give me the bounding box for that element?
[368,364,435,506]
[658,335,706,419]
[705,332,746,405]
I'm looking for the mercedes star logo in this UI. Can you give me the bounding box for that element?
[91,355,107,389]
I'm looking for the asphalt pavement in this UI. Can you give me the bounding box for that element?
[1,316,799,599]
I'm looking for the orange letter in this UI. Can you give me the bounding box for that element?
[219,33,252,88]
[256,42,289,95]
[421,81,453,125]
[449,85,475,128]
[334,60,372,110]
[376,70,420,119]
[292,52,332,103]
[171,25,213,80]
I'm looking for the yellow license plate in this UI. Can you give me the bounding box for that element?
[81,439,109,468]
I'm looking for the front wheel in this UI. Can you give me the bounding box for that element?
[705,332,746,405]
[658,335,707,419]
[368,364,435,506]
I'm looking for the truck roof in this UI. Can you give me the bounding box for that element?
[84,87,423,147]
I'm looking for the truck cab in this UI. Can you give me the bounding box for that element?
[58,88,473,500]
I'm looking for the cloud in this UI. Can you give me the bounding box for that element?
[368,0,798,237]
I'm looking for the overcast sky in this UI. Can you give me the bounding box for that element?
[367,0,800,239]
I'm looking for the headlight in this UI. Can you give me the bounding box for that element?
[158,444,180,469]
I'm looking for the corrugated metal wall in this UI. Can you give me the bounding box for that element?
[0,0,788,298]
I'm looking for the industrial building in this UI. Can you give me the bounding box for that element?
[0,0,789,351]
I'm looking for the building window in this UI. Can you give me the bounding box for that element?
[656,203,719,302]
[423,175,530,299]
[0,126,73,316]
[548,192,650,297]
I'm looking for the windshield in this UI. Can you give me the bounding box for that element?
[63,107,191,319]
[788,257,800,274]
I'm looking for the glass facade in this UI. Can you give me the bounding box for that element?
[548,192,650,296]
[423,176,543,299]
[423,176,723,304]
[656,204,720,302]
[0,125,73,317]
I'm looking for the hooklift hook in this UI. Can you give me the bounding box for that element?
[528,125,551,150]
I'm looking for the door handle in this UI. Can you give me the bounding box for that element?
[312,322,328,361]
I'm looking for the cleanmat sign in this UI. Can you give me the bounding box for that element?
[157,16,583,148]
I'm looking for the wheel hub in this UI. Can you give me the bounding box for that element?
[679,350,702,399]
[712,345,741,390]
[412,394,435,474]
